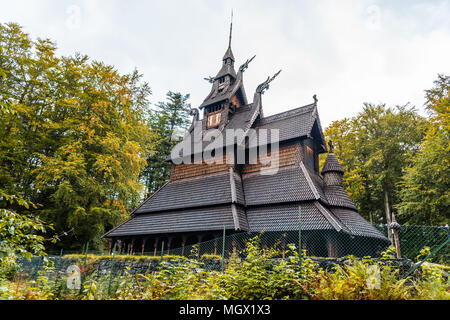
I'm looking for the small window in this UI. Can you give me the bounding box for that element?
[305,145,314,170]
[208,112,221,128]
[218,81,225,93]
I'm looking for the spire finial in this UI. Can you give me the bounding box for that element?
[328,140,334,153]
[228,9,233,48]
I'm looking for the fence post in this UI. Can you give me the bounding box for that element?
[78,242,89,298]
[221,225,226,272]
[83,241,89,272]
[160,241,164,263]
[390,212,402,258]
[52,248,64,297]
[108,242,117,297]
[298,205,302,266]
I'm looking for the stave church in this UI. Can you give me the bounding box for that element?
[103,23,389,257]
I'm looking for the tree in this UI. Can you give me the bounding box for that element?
[141,91,191,195]
[324,104,426,232]
[0,190,50,279]
[0,23,154,249]
[397,74,450,225]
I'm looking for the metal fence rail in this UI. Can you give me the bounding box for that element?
[18,223,449,280]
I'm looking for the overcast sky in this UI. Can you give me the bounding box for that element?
[1,0,449,127]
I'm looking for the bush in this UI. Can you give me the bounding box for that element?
[1,238,449,300]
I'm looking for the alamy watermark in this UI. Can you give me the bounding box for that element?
[66,264,81,290]
[366,265,381,289]
[66,5,82,30]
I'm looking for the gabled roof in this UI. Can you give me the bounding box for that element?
[199,68,243,109]
[215,61,237,79]
[103,205,247,237]
[222,46,235,62]
[168,102,327,162]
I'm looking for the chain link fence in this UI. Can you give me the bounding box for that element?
[17,223,449,282]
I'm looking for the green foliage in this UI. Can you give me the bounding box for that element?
[218,237,317,300]
[0,191,50,280]
[0,238,448,300]
[314,256,413,300]
[0,23,155,249]
[397,74,450,225]
[324,104,426,224]
[141,91,191,195]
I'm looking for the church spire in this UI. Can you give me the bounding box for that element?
[215,11,236,79]
[229,9,233,48]
[222,10,235,63]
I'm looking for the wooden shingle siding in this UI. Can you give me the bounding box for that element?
[171,155,229,181]
[242,143,302,174]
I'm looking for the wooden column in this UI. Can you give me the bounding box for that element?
[167,237,173,255]
[196,234,204,257]
[109,238,116,254]
[119,240,124,254]
[328,241,337,258]
[302,243,307,256]
[128,238,135,255]
[181,235,187,256]
[232,241,237,256]
[141,238,147,255]
[153,238,159,256]
[390,213,402,259]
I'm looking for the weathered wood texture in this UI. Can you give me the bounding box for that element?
[171,143,304,181]
[170,154,230,181]
[242,143,303,174]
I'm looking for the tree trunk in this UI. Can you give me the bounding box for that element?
[384,189,393,244]
[391,212,402,259]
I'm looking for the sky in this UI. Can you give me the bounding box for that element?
[1,0,449,127]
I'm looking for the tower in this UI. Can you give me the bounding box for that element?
[199,17,247,131]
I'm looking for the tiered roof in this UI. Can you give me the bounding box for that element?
[103,28,387,244]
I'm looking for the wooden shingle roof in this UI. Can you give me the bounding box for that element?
[322,152,344,173]
[104,205,247,237]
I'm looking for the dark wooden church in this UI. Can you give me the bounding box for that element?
[103,26,388,257]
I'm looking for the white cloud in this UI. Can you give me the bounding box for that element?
[0,0,449,127]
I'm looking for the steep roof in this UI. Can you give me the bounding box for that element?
[331,208,386,239]
[247,203,337,232]
[322,153,344,174]
[242,166,317,206]
[168,102,327,162]
[324,185,357,210]
[102,36,388,244]
[104,205,247,237]
[103,159,387,242]
[133,171,245,215]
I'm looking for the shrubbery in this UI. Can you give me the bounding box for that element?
[0,236,448,300]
